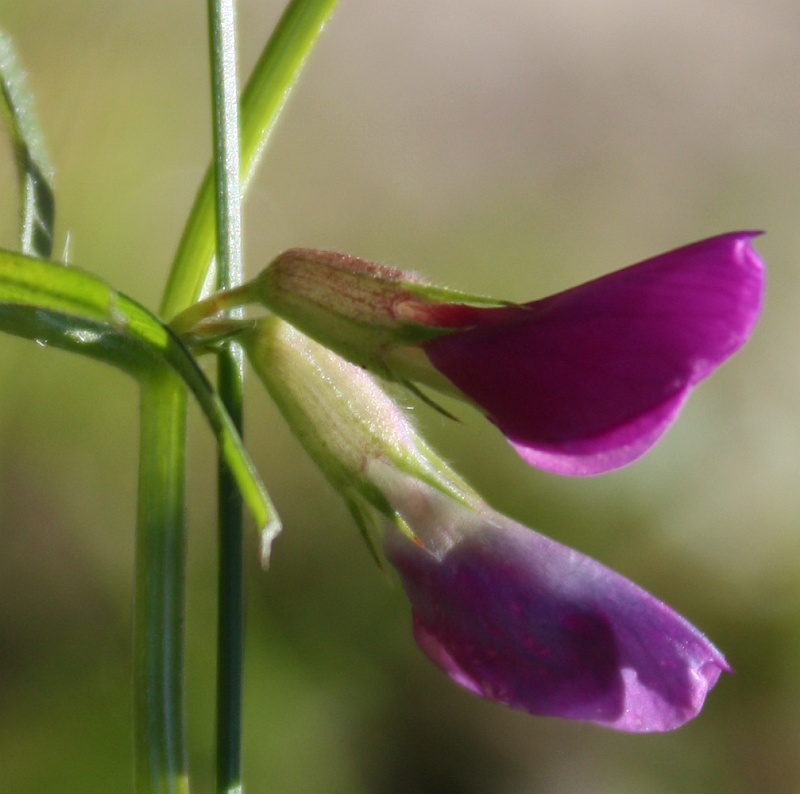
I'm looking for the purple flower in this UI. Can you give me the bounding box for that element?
[417,233,764,475]
[252,232,764,477]
[377,476,730,732]
[246,318,730,732]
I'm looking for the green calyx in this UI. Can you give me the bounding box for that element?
[242,316,478,559]
[171,246,505,386]
[252,248,505,377]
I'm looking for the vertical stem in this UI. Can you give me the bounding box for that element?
[146,3,342,790]
[207,0,245,791]
[135,371,189,794]
[160,0,342,320]
[215,359,245,794]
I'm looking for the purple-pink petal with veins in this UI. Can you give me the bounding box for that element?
[423,233,764,475]
[384,514,730,732]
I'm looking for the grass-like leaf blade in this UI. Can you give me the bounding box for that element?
[0,29,55,258]
[0,248,279,548]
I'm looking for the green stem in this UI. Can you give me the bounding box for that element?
[207,0,246,790]
[215,358,245,794]
[160,0,341,320]
[139,3,341,789]
[135,371,189,794]
[169,283,255,337]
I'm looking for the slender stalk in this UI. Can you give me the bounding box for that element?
[169,283,254,336]
[215,369,245,794]
[140,4,340,790]
[207,0,246,791]
[161,0,341,320]
[135,370,189,794]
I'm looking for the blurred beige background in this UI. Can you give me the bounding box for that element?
[0,1,797,792]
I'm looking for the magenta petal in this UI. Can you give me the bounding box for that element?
[423,233,765,475]
[385,516,729,732]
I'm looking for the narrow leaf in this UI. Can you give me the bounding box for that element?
[0,29,55,258]
[0,248,279,544]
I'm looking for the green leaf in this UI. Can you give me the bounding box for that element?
[0,248,280,550]
[0,28,55,258]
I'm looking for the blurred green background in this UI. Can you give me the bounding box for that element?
[0,1,797,792]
